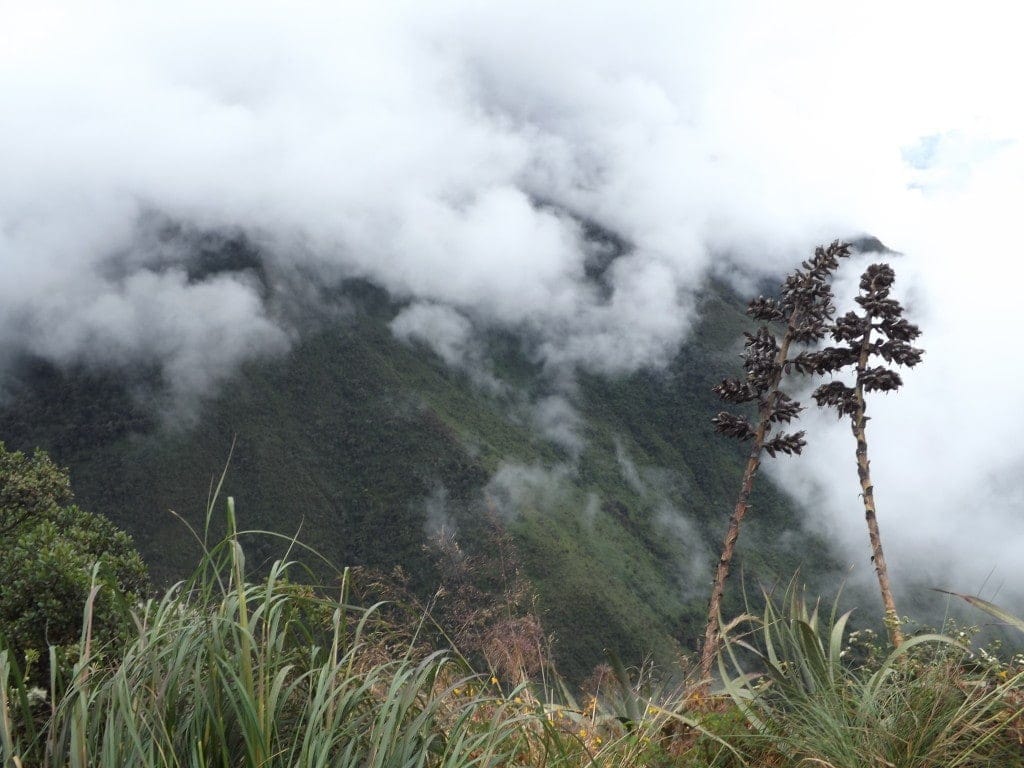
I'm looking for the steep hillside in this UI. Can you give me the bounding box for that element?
[0,275,840,682]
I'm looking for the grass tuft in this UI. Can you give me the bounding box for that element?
[718,585,1024,767]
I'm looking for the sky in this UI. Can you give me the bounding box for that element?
[2,1,1023,603]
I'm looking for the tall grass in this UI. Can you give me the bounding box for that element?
[0,498,539,768]
[5,498,1024,767]
[0,498,732,768]
[718,587,1024,767]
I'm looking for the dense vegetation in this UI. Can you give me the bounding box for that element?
[2,497,1023,767]
[0,443,147,686]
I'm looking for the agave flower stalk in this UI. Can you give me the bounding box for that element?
[808,263,923,647]
[698,241,849,688]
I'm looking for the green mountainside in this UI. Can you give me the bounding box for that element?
[0,273,841,682]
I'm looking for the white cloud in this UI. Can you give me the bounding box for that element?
[390,300,504,392]
[2,0,1024,599]
[530,395,585,460]
[485,462,573,520]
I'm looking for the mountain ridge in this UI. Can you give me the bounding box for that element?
[0,259,843,681]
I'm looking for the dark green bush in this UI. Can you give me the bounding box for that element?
[0,442,147,680]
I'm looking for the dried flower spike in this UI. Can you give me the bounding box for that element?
[807,261,923,646]
[699,240,850,689]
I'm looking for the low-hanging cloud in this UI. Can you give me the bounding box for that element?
[528,395,585,461]
[2,1,1024,601]
[0,0,858,405]
[390,301,503,392]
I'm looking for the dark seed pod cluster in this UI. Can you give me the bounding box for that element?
[809,262,923,413]
[712,240,851,456]
[812,381,857,417]
[711,412,755,440]
[763,431,806,458]
[777,241,849,333]
[768,392,802,424]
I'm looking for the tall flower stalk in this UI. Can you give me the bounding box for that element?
[698,241,849,688]
[807,263,923,647]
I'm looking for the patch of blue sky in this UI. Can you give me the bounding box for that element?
[902,131,1015,191]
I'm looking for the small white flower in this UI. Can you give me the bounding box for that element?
[27,687,47,705]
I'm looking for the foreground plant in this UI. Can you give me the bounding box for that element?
[807,262,924,646]
[0,498,538,768]
[0,497,743,768]
[719,588,1024,768]
[700,241,850,688]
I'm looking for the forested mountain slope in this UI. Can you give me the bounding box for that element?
[0,264,840,681]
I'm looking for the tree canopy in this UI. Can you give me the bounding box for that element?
[0,442,148,677]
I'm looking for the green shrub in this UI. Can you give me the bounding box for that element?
[0,443,147,681]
